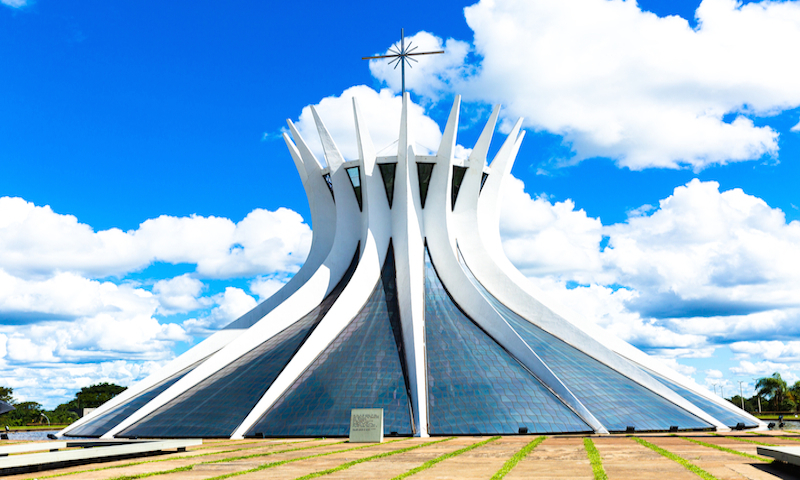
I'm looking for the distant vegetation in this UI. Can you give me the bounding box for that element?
[0,383,126,427]
[726,372,800,414]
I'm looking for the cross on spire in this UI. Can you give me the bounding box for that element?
[362,28,444,97]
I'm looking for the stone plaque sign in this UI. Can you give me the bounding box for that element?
[349,408,383,443]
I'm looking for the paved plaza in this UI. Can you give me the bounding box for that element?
[3,431,800,480]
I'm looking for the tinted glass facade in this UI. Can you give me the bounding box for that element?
[458,250,712,432]
[118,247,361,438]
[424,248,591,435]
[246,245,413,437]
[649,370,757,428]
[64,359,205,437]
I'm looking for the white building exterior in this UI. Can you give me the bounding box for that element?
[60,95,764,439]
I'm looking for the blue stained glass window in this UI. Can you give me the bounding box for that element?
[424,248,591,435]
[457,249,712,433]
[117,247,361,438]
[245,244,413,437]
[648,370,757,428]
[64,358,206,438]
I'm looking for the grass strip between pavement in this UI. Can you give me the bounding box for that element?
[23,439,344,480]
[293,437,456,480]
[678,435,773,462]
[633,437,719,480]
[200,438,408,480]
[583,437,608,480]
[711,433,776,446]
[193,438,319,450]
[490,436,546,480]
[754,431,800,442]
[391,436,502,480]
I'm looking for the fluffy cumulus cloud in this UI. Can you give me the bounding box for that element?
[0,197,312,407]
[603,179,800,323]
[291,85,444,163]
[379,0,800,170]
[0,197,311,278]
[500,176,604,278]
[498,176,800,384]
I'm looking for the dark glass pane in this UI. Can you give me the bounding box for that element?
[417,163,435,208]
[480,172,489,192]
[457,250,712,433]
[378,163,396,208]
[246,244,413,437]
[451,166,467,210]
[345,167,363,211]
[323,173,335,200]
[64,358,207,438]
[649,371,757,428]
[118,246,361,438]
[424,248,591,435]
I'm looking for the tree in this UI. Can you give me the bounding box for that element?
[727,395,758,413]
[787,381,800,407]
[2,401,43,426]
[75,383,126,409]
[0,386,14,404]
[756,372,789,411]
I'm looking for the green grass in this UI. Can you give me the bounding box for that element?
[203,439,408,480]
[711,433,777,446]
[754,431,800,442]
[632,437,719,480]
[6,425,70,431]
[584,437,608,480]
[677,435,771,462]
[391,436,501,480]
[22,438,344,480]
[293,437,455,480]
[105,465,193,480]
[489,436,546,480]
[202,440,348,464]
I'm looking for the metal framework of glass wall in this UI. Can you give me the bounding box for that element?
[246,244,413,437]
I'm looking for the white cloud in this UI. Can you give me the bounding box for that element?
[498,176,800,367]
[602,179,800,324]
[0,197,313,407]
[292,85,444,162]
[181,287,257,335]
[1,0,27,8]
[0,268,157,323]
[658,358,697,377]
[153,274,208,314]
[381,0,800,170]
[250,275,289,302]
[0,360,165,409]
[730,340,800,363]
[0,197,311,279]
[729,359,796,381]
[500,176,604,279]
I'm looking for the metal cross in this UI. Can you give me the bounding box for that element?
[362,28,444,97]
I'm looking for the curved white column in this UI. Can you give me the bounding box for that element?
[389,93,429,437]
[231,98,392,439]
[454,110,729,431]
[102,110,366,439]
[423,97,607,433]
[224,123,338,330]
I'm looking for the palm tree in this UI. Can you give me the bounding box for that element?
[756,372,788,411]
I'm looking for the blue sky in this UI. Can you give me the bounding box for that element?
[2,0,800,408]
